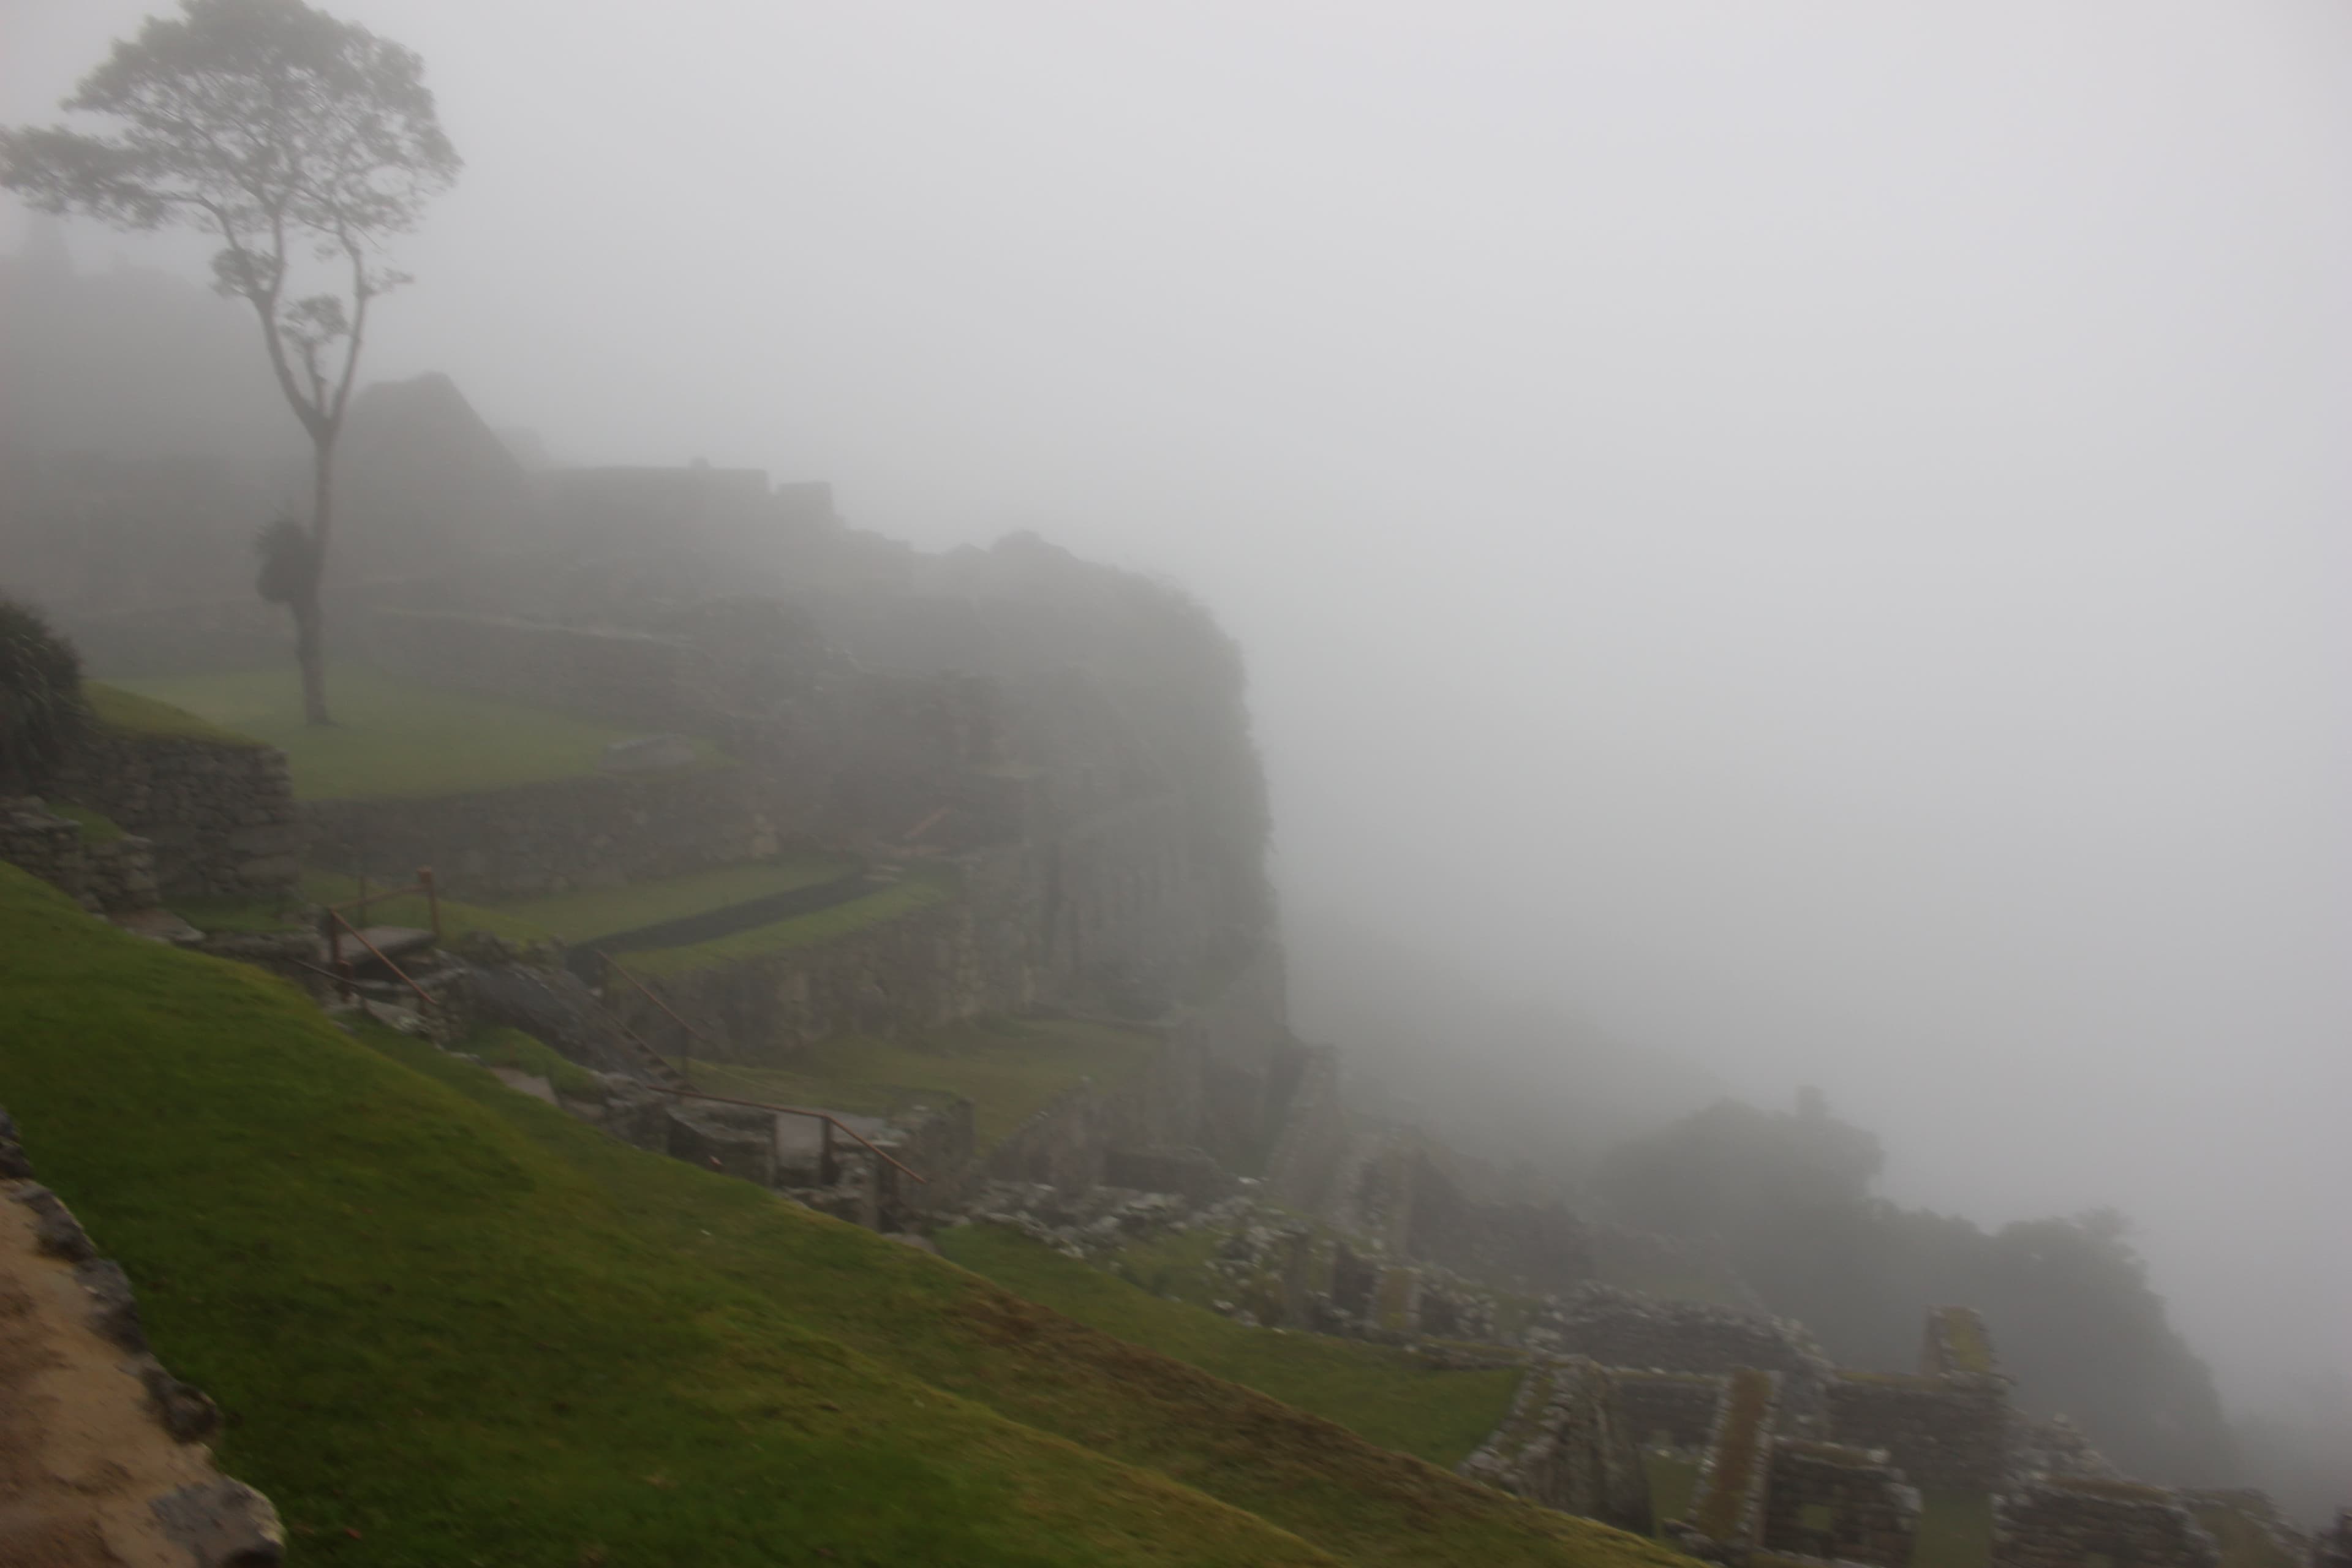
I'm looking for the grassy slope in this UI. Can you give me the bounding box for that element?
[936,1225,1518,1468]
[0,867,1684,1568]
[687,1015,1163,1147]
[85,680,268,746]
[112,665,723,799]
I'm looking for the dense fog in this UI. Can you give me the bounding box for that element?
[6,0,2347,1492]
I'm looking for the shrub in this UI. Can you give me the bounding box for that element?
[0,597,85,791]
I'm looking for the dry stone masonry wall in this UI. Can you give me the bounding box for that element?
[1823,1305,2010,1491]
[1992,1479,2222,1568]
[302,761,771,900]
[1456,1357,1653,1536]
[1761,1441,1923,1568]
[1,798,157,913]
[54,723,297,902]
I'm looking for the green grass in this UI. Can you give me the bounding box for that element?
[110,665,723,799]
[1910,1492,1994,1568]
[462,1024,605,1099]
[627,864,959,974]
[298,858,864,950]
[0,864,1690,1568]
[84,680,267,746]
[494,857,856,942]
[1110,1226,1234,1310]
[684,1014,1163,1147]
[1646,1454,1699,1532]
[937,1226,1520,1469]
[45,801,126,843]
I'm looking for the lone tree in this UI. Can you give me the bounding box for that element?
[1,0,459,724]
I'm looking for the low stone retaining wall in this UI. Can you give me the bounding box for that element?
[1824,1372,2007,1492]
[1762,1441,1921,1568]
[1548,1285,1834,1416]
[977,1027,1206,1197]
[1458,1357,1652,1534]
[53,725,297,902]
[302,763,769,900]
[1992,1479,2220,1568]
[1,799,158,913]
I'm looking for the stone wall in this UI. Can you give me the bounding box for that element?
[53,725,298,902]
[301,763,770,900]
[1615,1370,1729,1450]
[976,1027,1208,1199]
[1545,1285,1834,1416]
[1762,1441,1921,1568]
[369,608,718,729]
[1457,1356,1653,1535]
[1824,1373,2008,1493]
[607,867,1033,1062]
[1823,1307,2010,1491]
[1992,1479,2220,1568]
[1,799,157,914]
[1261,1044,1343,1212]
[1673,1368,1781,1562]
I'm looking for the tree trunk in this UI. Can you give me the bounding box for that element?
[298,436,334,725]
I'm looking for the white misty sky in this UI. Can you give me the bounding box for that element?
[6,1,2349,1406]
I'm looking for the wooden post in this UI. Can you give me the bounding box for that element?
[418,866,441,941]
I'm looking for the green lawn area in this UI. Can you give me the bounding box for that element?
[0,864,1691,1568]
[110,665,723,799]
[1645,1453,1699,1533]
[626,862,959,974]
[85,680,268,747]
[1910,1491,1994,1568]
[684,1014,1163,1147]
[937,1224,1520,1469]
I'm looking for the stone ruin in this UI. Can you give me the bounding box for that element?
[1457,1356,1652,1536]
[1820,1306,2011,1491]
[1992,1479,2221,1568]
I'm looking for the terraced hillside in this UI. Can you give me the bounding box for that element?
[0,865,1690,1568]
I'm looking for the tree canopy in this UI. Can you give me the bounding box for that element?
[1,0,459,723]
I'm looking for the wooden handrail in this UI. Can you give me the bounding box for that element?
[330,867,442,941]
[603,958,703,1087]
[323,908,440,1016]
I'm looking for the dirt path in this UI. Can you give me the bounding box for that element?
[0,1185,260,1567]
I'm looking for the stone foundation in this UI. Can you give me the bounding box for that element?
[1,799,158,914]
[53,724,297,902]
[301,763,770,900]
[1458,1356,1653,1535]
[1761,1441,1921,1568]
[1547,1286,1833,1415]
[1992,1478,2220,1568]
